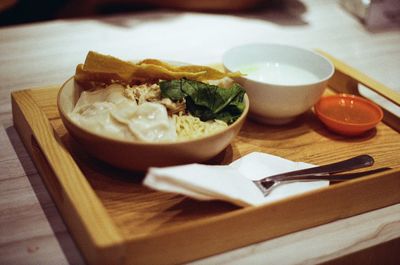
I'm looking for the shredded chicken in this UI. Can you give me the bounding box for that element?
[160,98,186,115]
[124,83,160,104]
[124,83,186,115]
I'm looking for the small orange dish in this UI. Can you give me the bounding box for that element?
[314,94,383,136]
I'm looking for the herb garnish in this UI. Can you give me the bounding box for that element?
[159,79,245,124]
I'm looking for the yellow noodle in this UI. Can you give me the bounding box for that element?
[173,113,228,140]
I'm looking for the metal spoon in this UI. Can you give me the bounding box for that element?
[253,155,377,196]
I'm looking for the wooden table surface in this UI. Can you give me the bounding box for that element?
[1,0,399,264]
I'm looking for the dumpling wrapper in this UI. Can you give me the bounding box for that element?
[69,84,138,140]
[127,102,177,142]
[69,84,177,142]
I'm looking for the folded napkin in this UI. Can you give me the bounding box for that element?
[143,152,329,207]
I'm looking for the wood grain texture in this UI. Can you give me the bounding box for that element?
[191,204,400,265]
[318,50,400,106]
[0,125,85,265]
[318,49,400,133]
[1,0,400,264]
[12,90,126,265]
[10,54,400,264]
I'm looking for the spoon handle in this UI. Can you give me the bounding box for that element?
[259,154,374,183]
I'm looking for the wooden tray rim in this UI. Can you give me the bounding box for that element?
[11,51,400,265]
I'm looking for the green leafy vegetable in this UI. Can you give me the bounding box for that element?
[159,79,245,124]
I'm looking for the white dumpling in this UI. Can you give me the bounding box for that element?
[70,84,138,141]
[105,84,128,104]
[69,101,135,140]
[74,84,128,111]
[110,100,138,124]
[74,87,110,111]
[69,84,177,142]
[128,102,177,142]
[107,84,138,123]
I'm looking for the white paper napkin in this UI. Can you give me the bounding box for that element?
[143,152,329,207]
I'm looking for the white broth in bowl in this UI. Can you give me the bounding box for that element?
[238,62,320,85]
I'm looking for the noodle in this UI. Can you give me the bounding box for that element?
[173,113,228,140]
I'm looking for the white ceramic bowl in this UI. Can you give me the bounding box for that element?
[58,77,249,172]
[223,43,334,125]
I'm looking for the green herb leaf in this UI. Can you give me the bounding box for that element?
[159,79,245,124]
[159,79,185,101]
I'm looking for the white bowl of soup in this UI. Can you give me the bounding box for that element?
[223,43,334,125]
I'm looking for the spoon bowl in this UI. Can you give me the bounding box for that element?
[253,154,375,196]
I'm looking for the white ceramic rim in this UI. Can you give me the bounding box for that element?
[222,42,335,87]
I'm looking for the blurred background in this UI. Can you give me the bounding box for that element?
[0,0,287,26]
[1,0,399,28]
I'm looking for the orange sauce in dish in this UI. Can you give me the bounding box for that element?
[315,94,383,136]
[322,98,380,124]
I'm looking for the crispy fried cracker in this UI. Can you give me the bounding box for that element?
[75,51,242,87]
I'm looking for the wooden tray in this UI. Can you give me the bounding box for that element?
[12,52,400,265]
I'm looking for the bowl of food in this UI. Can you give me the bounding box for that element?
[314,94,383,136]
[223,43,334,125]
[58,51,249,171]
